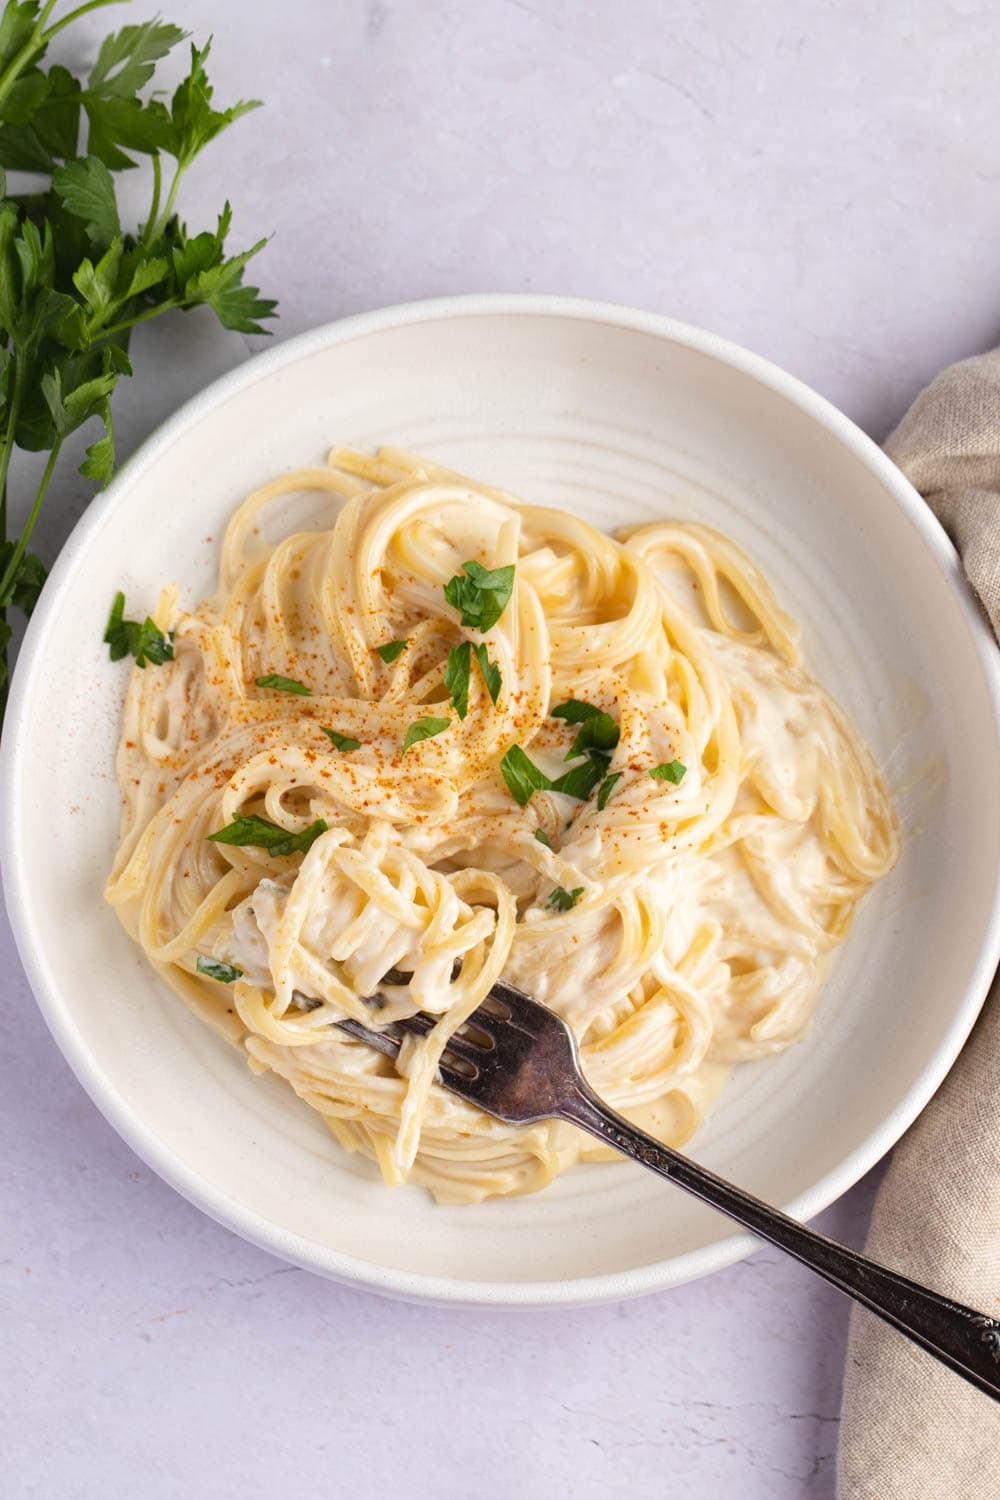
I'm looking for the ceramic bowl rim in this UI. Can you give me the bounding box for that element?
[3,293,999,1306]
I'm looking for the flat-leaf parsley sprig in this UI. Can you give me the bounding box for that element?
[0,2,277,714]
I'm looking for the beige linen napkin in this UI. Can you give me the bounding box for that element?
[838,350,1000,1498]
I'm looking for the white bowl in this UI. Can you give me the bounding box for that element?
[3,296,999,1306]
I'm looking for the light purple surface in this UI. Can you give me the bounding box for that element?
[3,2,998,1495]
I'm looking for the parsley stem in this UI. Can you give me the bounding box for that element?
[153,162,186,240]
[97,298,181,343]
[143,153,163,247]
[142,153,162,244]
[0,353,26,543]
[42,0,125,43]
[0,0,59,115]
[0,440,62,607]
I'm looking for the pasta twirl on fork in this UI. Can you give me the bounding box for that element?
[105,448,898,1203]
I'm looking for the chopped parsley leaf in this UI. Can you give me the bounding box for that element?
[649,760,687,784]
[501,742,611,805]
[550,753,610,800]
[534,828,553,849]
[566,710,619,760]
[104,591,174,668]
[444,641,472,719]
[596,771,622,810]
[551,698,603,725]
[376,639,408,664]
[446,640,502,719]
[402,715,450,754]
[499,745,551,805]
[321,728,361,751]
[473,642,502,704]
[196,956,243,984]
[546,885,584,912]
[443,560,515,632]
[550,698,619,796]
[255,673,311,695]
[207,813,328,857]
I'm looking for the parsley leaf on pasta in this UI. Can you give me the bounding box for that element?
[551,698,601,724]
[446,641,502,719]
[533,828,553,849]
[596,771,622,810]
[207,813,328,856]
[255,673,310,695]
[376,639,408,664]
[501,742,610,804]
[546,885,584,912]
[321,727,360,751]
[566,710,619,760]
[550,754,609,800]
[499,745,551,805]
[444,641,472,719]
[196,955,243,983]
[552,699,619,790]
[650,760,687,784]
[553,699,620,756]
[402,715,450,754]
[473,642,502,704]
[443,560,515,632]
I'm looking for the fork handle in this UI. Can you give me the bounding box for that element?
[560,1086,1000,1402]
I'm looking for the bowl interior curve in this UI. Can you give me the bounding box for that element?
[4,299,999,1304]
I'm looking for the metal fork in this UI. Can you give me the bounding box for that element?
[335,978,1000,1401]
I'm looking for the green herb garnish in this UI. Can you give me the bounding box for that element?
[196,955,243,983]
[551,698,603,724]
[473,642,502,704]
[546,885,584,912]
[500,741,610,805]
[533,828,553,849]
[376,639,408,664]
[444,641,472,719]
[550,699,619,796]
[550,754,609,800]
[445,640,503,720]
[0,544,43,614]
[499,744,551,805]
[650,760,687,784]
[255,673,310,695]
[321,727,360,751]
[0,8,275,716]
[402,715,449,754]
[208,813,328,857]
[443,560,515,633]
[565,710,619,760]
[103,590,174,667]
[596,771,622,810]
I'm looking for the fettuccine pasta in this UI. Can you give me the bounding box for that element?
[106,448,898,1203]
